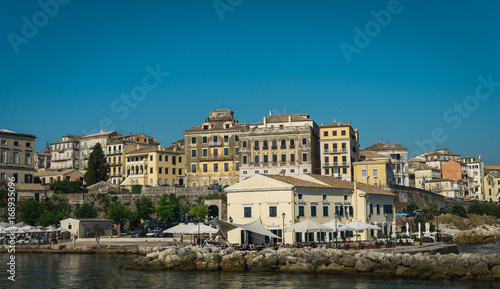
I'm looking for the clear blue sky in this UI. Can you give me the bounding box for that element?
[1,0,499,164]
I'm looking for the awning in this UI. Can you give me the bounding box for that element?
[217,219,281,239]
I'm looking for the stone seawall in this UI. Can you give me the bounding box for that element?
[123,246,500,280]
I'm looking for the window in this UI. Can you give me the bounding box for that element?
[244,207,252,218]
[203,125,209,130]
[263,140,268,148]
[1,140,6,145]
[263,155,268,163]
[383,205,393,214]
[254,140,259,148]
[324,169,329,175]
[26,142,31,148]
[68,224,72,230]
[324,143,328,150]
[361,169,367,177]
[332,130,337,136]
[273,154,277,163]
[323,131,328,137]
[150,155,153,161]
[203,136,207,143]
[235,147,239,155]
[225,124,230,129]
[13,152,19,164]
[159,167,162,174]
[179,169,182,175]
[224,147,229,156]
[341,130,346,136]
[290,169,295,173]
[302,153,307,162]
[323,206,328,217]
[235,135,239,141]
[213,136,218,142]
[372,168,378,178]
[254,155,259,164]
[172,156,176,165]
[203,149,208,157]
[290,139,295,147]
[213,148,218,157]
[165,167,169,174]
[159,155,162,161]
[281,154,286,162]
[290,154,295,162]
[311,205,317,217]
[224,162,229,172]
[235,162,239,171]
[242,156,247,164]
[302,138,307,145]
[191,164,197,173]
[272,140,277,148]
[191,137,196,144]
[376,204,380,215]
[322,194,327,201]
[224,135,229,142]
[298,205,305,217]
[14,141,19,146]
[191,149,196,158]
[242,141,247,148]
[279,125,284,129]
[25,153,31,165]
[369,204,373,215]
[203,163,208,172]
[298,193,303,200]
[213,163,218,172]
[343,195,348,201]
[150,168,153,174]
[269,206,277,218]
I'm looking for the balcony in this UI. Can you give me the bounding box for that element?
[254,146,259,150]
[323,149,347,154]
[271,146,278,150]
[198,155,233,161]
[290,145,295,149]
[209,141,222,147]
[322,162,349,168]
[262,146,269,150]
[280,145,287,149]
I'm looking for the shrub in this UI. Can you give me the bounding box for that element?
[449,204,467,217]
[407,202,419,212]
[131,185,142,194]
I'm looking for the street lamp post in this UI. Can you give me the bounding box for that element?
[436,213,439,242]
[385,213,389,248]
[334,213,338,248]
[282,212,286,245]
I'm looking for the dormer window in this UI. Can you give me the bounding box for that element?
[203,125,209,130]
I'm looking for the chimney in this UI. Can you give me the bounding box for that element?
[288,115,292,124]
[263,116,267,127]
[158,145,161,150]
[334,119,336,122]
[269,110,272,116]
[321,122,323,126]
[100,130,105,133]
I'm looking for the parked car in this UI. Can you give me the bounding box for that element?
[414,210,423,215]
[405,211,417,217]
[395,211,409,217]
[439,207,449,215]
[131,230,147,238]
[146,230,161,237]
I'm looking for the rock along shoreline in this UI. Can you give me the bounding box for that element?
[120,245,500,281]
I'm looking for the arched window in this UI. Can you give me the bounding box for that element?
[191,182,197,187]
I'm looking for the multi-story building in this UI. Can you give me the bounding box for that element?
[239,112,320,179]
[353,150,392,188]
[461,156,485,199]
[0,129,36,183]
[105,133,160,185]
[50,135,81,170]
[408,155,426,187]
[319,120,360,181]
[34,143,51,172]
[485,165,500,175]
[121,144,185,187]
[442,160,467,183]
[363,141,409,186]
[424,148,460,169]
[184,109,248,187]
[414,166,441,189]
[79,130,121,171]
[483,174,500,203]
[225,174,395,244]
[424,179,459,199]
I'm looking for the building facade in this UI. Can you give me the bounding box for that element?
[483,174,500,203]
[319,120,360,181]
[424,179,459,198]
[184,109,248,187]
[461,156,485,199]
[424,148,460,169]
[414,166,441,189]
[50,134,81,170]
[0,129,36,183]
[353,159,392,188]
[121,145,185,187]
[239,112,320,179]
[363,141,409,186]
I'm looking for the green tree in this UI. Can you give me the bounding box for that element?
[74,202,99,218]
[407,202,419,212]
[0,189,8,207]
[133,197,155,222]
[50,179,82,194]
[18,199,43,225]
[157,194,181,222]
[189,204,209,222]
[428,204,439,216]
[84,142,109,186]
[449,204,467,217]
[131,185,142,194]
[107,202,131,225]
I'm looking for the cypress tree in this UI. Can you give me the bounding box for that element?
[84,142,109,186]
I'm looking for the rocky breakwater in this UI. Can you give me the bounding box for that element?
[121,246,500,280]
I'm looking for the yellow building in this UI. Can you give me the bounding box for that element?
[483,173,500,202]
[319,120,360,181]
[225,174,395,245]
[353,159,392,188]
[121,145,185,187]
[105,133,160,185]
[424,179,458,198]
[35,169,84,184]
[414,166,441,189]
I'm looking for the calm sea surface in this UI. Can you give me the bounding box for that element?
[1,243,499,289]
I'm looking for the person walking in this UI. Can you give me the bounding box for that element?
[96,233,100,246]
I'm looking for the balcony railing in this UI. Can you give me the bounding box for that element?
[254,146,259,150]
[198,155,233,161]
[323,149,348,154]
[262,146,269,150]
[209,141,222,147]
[280,145,287,149]
[322,162,349,167]
[271,146,278,149]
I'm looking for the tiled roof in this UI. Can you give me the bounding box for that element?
[359,150,389,160]
[183,122,249,133]
[263,175,331,188]
[35,169,83,177]
[365,141,408,151]
[425,178,453,183]
[304,174,395,196]
[251,113,311,125]
[15,183,46,191]
[320,121,351,128]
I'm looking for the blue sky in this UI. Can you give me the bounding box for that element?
[1,0,499,164]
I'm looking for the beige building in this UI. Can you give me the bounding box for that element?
[483,173,500,203]
[353,153,392,189]
[414,166,441,189]
[121,145,185,187]
[424,148,460,169]
[424,178,459,198]
[225,174,395,244]
[34,143,51,172]
[184,109,249,187]
[60,218,113,238]
[239,112,320,179]
[363,141,409,186]
[35,169,84,184]
[461,156,484,200]
[319,120,360,181]
[105,133,160,185]
[0,129,36,183]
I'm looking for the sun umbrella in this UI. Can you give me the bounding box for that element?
[342,220,380,231]
[44,226,59,232]
[322,220,346,231]
[0,221,11,227]
[284,219,331,233]
[185,223,218,234]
